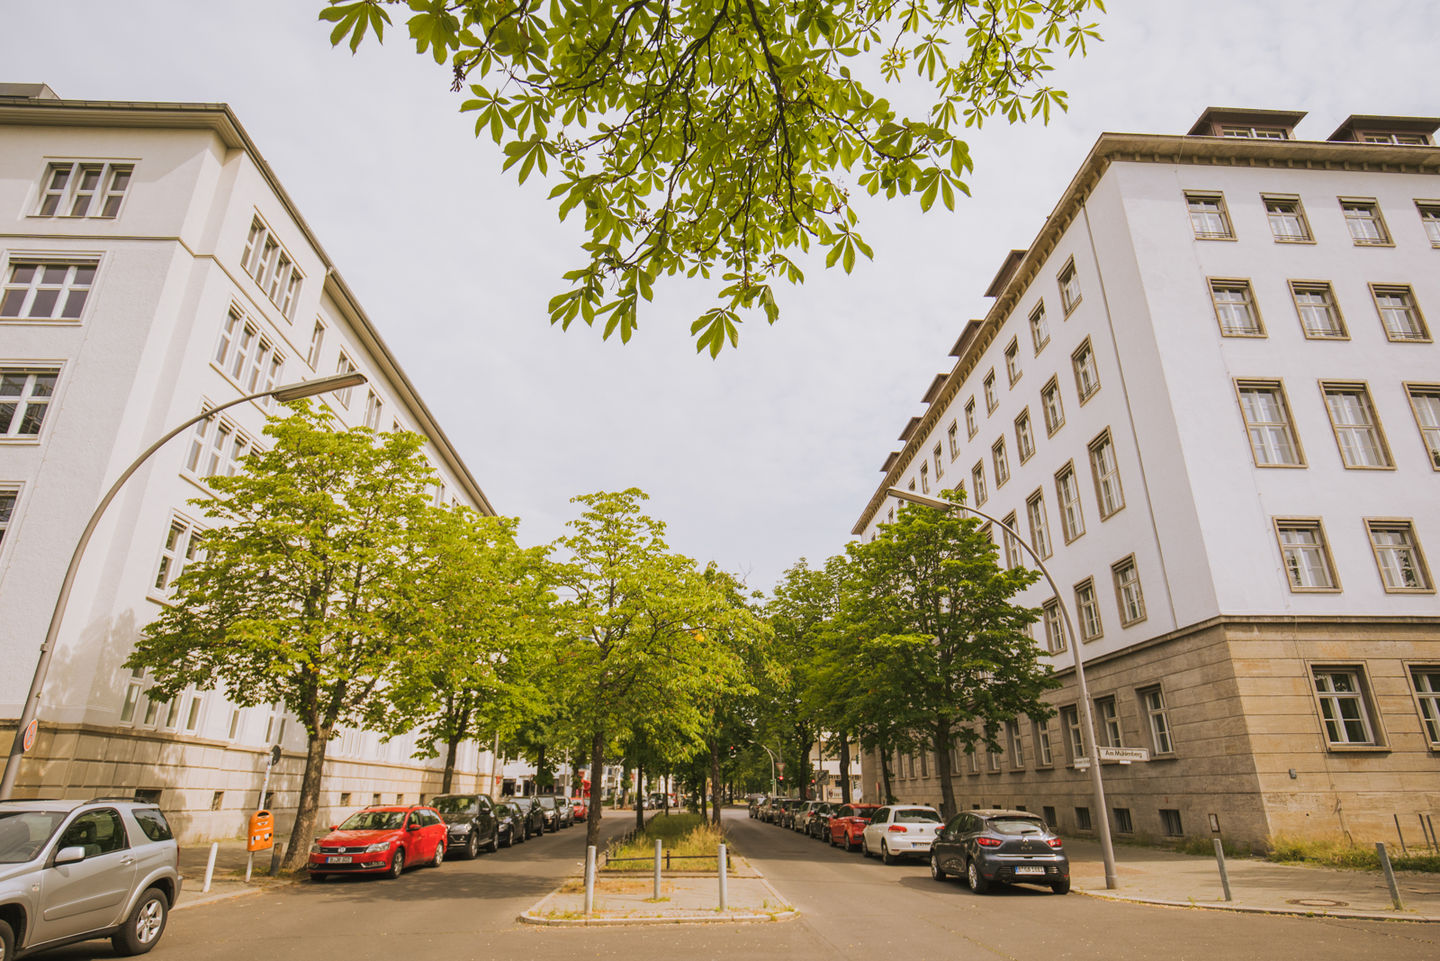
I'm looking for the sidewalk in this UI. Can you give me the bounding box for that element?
[519,858,797,926]
[1065,838,1440,921]
[173,837,291,911]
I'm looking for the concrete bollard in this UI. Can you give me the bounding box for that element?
[654,839,662,901]
[1376,842,1404,910]
[718,842,728,911]
[584,845,596,916]
[202,842,218,894]
[1212,838,1232,902]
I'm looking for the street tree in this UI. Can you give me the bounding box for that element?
[843,492,1057,818]
[127,405,435,868]
[319,0,1105,355]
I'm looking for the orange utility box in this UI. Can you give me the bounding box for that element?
[247,810,274,852]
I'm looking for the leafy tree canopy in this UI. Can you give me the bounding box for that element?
[320,0,1104,355]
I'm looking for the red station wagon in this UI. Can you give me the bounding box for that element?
[309,805,447,881]
[828,803,880,851]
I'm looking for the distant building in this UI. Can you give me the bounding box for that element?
[855,107,1440,846]
[0,85,500,840]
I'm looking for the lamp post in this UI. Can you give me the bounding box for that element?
[0,372,367,799]
[758,744,779,798]
[886,486,1118,890]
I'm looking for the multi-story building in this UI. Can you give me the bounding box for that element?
[854,107,1440,846]
[0,84,501,840]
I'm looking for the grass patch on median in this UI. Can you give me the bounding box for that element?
[603,813,730,872]
[1266,835,1440,873]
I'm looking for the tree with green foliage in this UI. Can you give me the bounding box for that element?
[843,493,1057,818]
[127,405,435,868]
[319,0,1104,354]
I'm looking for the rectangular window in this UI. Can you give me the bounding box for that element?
[241,216,303,318]
[1290,282,1346,339]
[1042,597,1065,654]
[1140,686,1173,755]
[306,320,326,368]
[0,487,14,550]
[35,161,133,219]
[992,438,1010,488]
[1055,463,1085,543]
[1113,808,1134,835]
[2,260,96,321]
[1061,706,1084,762]
[1058,259,1082,313]
[947,422,959,459]
[1185,192,1233,239]
[1274,519,1339,591]
[1418,202,1440,247]
[1112,555,1146,626]
[965,398,977,438]
[1159,809,1183,836]
[1210,279,1264,336]
[119,668,144,724]
[1029,302,1050,353]
[1015,409,1035,463]
[1235,381,1304,466]
[1095,696,1122,747]
[1322,383,1392,468]
[1002,511,1023,569]
[1026,489,1051,559]
[1406,385,1440,469]
[1088,430,1125,518]
[1075,578,1102,641]
[185,413,253,478]
[363,390,384,431]
[214,307,284,396]
[920,462,930,494]
[1041,376,1065,436]
[1075,806,1092,831]
[1072,338,1100,400]
[1263,195,1312,242]
[933,444,944,480]
[1341,198,1391,245]
[983,370,998,413]
[1004,338,1022,385]
[336,354,358,406]
[1033,719,1053,767]
[0,369,59,439]
[971,461,987,506]
[1371,285,1430,342]
[1313,668,1378,746]
[153,516,200,593]
[1366,520,1433,592]
[1006,720,1024,768]
[1411,668,1440,747]
[1221,125,1287,139]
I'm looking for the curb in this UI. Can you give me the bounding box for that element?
[1076,888,1440,923]
[174,886,266,912]
[518,875,799,926]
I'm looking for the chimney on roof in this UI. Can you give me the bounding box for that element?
[0,83,60,100]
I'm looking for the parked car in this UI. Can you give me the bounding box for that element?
[828,803,880,851]
[862,805,943,864]
[430,793,500,859]
[572,799,589,822]
[756,797,779,822]
[929,809,1070,894]
[780,798,806,829]
[492,800,527,847]
[806,801,835,839]
[308,805,446,881]
[504,796,546,839]
[747,795,768,819]
[0,797,181,958]
[534,795,572,831]
[796,800,827,833]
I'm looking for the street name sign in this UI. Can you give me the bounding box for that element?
[1097,746,1150,762]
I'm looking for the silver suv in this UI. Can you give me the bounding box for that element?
[0,797,182,957]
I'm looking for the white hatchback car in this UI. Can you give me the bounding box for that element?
[861,805,943,864]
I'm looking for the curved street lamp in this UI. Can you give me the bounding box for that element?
[0,372,367,799]
[886,486,1118,890]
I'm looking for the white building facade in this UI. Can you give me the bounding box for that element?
[855,108,1440,846]
[0,84,502,840]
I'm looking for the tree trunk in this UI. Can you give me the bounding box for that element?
[634,761,646,834]
[709,740,722,825]
[933,721,956,819]
[441,735,459,794]
[839,738,852,804]
[281,732,329,870]
[700,781,708,821]
[586,727,605,850]
[879,743,894,804]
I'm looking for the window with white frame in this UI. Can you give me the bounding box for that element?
[1290,282,1346,339]
[306,319,326,368]
[965,398,977,438]
[920,462,930,494]
[1088,430,1125,518]
[1075,578,1102,641]
[241,216,303,318]
[947,421,959,459]
[1139,686,1173,755]
[1033,718,1053,766]
[1263,195,1312,242]
[34,161,132,219]
[983,369,998,412]
[1274,519,1339,591]
[153,515,201,593]
[1361,132,1429,145]
[987,734,1001,773]
[992,438,1009,488]
[182,690,205,734]
[1406,385,1440,469]
[1236,381,1304,466]
[1210,279,1264,336]
[1313,668,1378,746]
[971,461,987,506]
[1015,409,1035,463]
[1112,555,1146,625]
[932,443,944,480]
[1418,202,1440,247]
[1042,597,1065,654]
[0,487,16,548]
[1185,192,1233,239]
[1221,124,1288,139]
[214,307,284,396]
[2,260,96,320]
[1411,668,1440,747]
[1072,338,1099,400]
[119,668,145,724]
[1322,383,1392,468]
[1055,463,1085,543]
[264,702,287,746]
[184,413,254,478]
[1026,489,1051,559]
[363,389,384,430]
[1366,520,1433,592]
[1058,259,1081,313]
[1041,376,1064,435]
[1006,720,1024,768]
[1002,511,1023,569]
[335,353,358,406]
[1029,302,1050,352]
[1060,705,1083,762]
[1371,285,1430,342]
[1341,198,1391,245]
[1094,696,1122,747]
[0,369,58,439]
[1004,338,1022,385]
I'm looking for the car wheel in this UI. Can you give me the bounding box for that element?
[489,828,500,852]
[861,836,872,858]
[845,832,857,852]
[966,859,990,894]
[387,847,406,879]
[432,839,445,867]
[930,853,947,881]
[1,919,15,961]
[110,886,168,956]
[1051,879,1071,895]
[881,841,897,866]
[464,831,479,860]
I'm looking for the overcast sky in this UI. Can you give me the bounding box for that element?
[5,1,1437,592]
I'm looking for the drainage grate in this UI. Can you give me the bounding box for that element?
[1286,898,1349,907]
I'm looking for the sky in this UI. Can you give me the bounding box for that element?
[4,1,1437,593]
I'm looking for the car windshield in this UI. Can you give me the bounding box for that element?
[895,809,942,823]
[431,797,479,815]
[338,810,405,831]
[0,810,67,863]
[988,817,1047,835]
[537,797,556,809]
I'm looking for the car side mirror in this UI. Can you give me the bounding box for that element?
[407,823,419,832]
[330,825,338,831]
[55,845,87,865]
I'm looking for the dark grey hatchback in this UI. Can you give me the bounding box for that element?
[929,809,1069,894]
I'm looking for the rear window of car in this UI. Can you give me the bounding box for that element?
[131,808,174,842]
[895,809,941,823]
[988,817,1047,835]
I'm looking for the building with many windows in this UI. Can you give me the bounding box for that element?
[0,84,501,840]
[855,107,1440,846]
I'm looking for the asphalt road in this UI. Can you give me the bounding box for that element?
[30,808,1440,960]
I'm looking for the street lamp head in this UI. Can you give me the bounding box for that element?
[886,487,955,512]
[270,371,368,403]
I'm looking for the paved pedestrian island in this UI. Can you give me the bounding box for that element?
[520,861,798,926]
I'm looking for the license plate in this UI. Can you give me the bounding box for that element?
[1014,865,1044,875]
[327,856,353,864]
